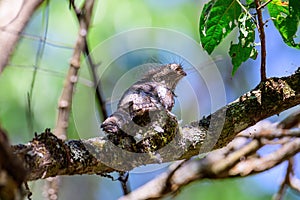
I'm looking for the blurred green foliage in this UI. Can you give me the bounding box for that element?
[172,178,271,200]
[0,0,292,199]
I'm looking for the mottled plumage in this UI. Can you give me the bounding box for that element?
[101,63,186,149]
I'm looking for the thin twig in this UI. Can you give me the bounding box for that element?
[273,158,293,200]
[69,0,107,122]
[83,38,108,120]
[277,109,300,129]
[70,0,108,121]
[235,0,257,23]
[27,0,50,137]
[238,129,300,139]
[118,172,130,195]
[54,0,94,139]
[288,158,300,193]
[0,0,44,73]
[255,0,267,81]
[283,157,300,194]
[258,0,273,10]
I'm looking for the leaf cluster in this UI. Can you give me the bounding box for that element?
[199,0,300,75]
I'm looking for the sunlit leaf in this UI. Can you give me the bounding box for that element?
[229,13,257,75]
[199,0,241,54]
[268,0,300,49]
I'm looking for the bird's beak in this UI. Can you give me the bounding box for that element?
[180,70,187,76]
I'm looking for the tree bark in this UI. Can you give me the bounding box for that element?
[0,0,44,73]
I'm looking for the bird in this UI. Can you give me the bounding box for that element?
[101,63,186,151]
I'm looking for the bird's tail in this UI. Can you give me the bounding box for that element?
[101,108,131,134]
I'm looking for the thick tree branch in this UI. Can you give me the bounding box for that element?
[197,67,300,152]
[0,0,44,73]
[11,68,300,181]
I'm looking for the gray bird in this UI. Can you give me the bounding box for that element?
[101,63,186,151]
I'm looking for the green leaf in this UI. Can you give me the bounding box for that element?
[267,0,300,49]
[229,13,257,75]
[245,0,255,9]
[199,0,241,54]
[290,0,300,17]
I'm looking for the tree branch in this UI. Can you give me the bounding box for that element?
[54,0,94,139]
[257,0,273,10]
[121,123,300,200]
[273,158,293,200]
[255,0,267,81]
[70,0,108,120]
[11,68,300,181]
[0,0,44,73]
